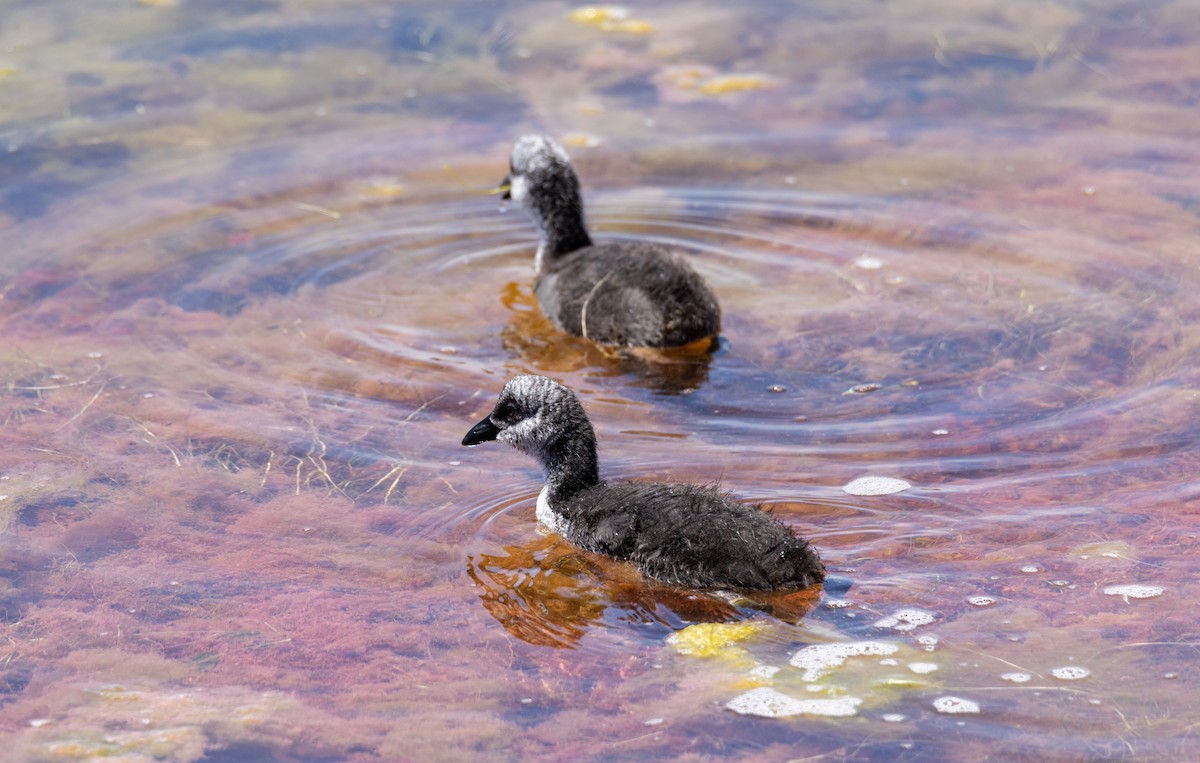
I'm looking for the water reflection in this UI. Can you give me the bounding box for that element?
[500,281,716,393]
[467,532,820,648]
[5,0,1200,758]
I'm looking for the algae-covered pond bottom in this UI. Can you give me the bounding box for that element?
[1,0,1199,760]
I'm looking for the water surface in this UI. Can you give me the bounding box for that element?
[2,0,1199,760]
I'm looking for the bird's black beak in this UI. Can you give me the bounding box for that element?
[491,175,512,201]
[462,415,501,446]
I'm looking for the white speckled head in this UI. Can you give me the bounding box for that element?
[508,136,572,204]
[511,135,572,174]
[503,373,570,404]
[464,374,599,512]
[490,375,574,455]
[500,135,592,267]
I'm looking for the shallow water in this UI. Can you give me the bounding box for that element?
[2,0,1200,760]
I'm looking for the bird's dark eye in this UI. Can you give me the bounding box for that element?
[494,402,518,422]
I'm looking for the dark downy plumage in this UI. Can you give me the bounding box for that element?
[462,375,825,591]
[499,135,721,348]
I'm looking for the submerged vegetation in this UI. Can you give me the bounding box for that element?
[1,0,1199,760]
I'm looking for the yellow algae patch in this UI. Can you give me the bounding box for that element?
[658,65,711,91]
[20,684,305,762]
[602,19,654,34]
[728,665,781,690]
[569,5,628,24]
[1071,540,1135,561]
[699,74,770,95]
[0,67,17,78]
[667,621,766,657]
[655,66,776,101]
[562,133,603,149]
[93,684,146,704]
[569,6,654,33]
[574,101,606,116]
[872,675,933,691]
[364,178,407,198]
[46,727,206,761]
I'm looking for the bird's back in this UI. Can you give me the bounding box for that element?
[535,242,720,348]
[560,481,824,591]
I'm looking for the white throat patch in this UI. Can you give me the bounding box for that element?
[508,173,530,203]
[536,485,570,536]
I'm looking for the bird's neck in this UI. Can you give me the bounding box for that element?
[538,428,600,508]
[528,181,592,270]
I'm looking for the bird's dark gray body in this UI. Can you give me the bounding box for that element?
[559,481,824,591]
[462,375,824,591]
[501,136,721,348]
[536,242,720,347]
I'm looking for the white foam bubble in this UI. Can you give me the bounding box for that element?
[881,713,906,723]
[967,596,996,607]
[1020,565,1040,573]
[917,634,939,651]
[1000,672,1032,683]
[908,662,939,674]
[1103,584,1164,601]
[1051,666,1091,681]
[726,688,862,718]
[749,664,781,680]
[824,598,853,609]
[933,696,980,714]
[843,476,911,496]
[873,608,936,631]
[789,641,899,682]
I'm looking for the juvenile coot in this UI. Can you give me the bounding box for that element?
[462,375,825,591]
[498,135,721,348]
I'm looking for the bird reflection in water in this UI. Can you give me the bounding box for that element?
[499,281,717,395]
[466,534,821,649]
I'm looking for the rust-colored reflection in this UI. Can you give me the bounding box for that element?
[466,533,819,648]
[466,535,608,649]
[499,281,715,393]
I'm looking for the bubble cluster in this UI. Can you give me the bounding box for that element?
[789,641,899,682]
[1103,584,1164,601]
[726,688,863,718]
[1051,666,1091,681]
[842,476,911,496]
[933,696,981,714]
[873,608,936,632]
[749,665,781,680]
[1000,672,1032,683]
